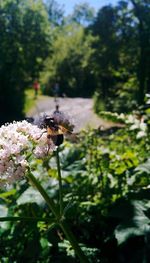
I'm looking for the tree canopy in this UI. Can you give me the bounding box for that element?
[0,0,51,124]
[0,0,150,123]
[40,23,96,97]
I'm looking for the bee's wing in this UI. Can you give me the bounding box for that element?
[60,125,77,142]
[47,125,72,136]
[58,125,72,135]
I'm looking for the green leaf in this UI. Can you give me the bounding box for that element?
[0,205,8,217]
[0,205,8,229]
[0,189,17,200]
[40,237,52,249]
[17,187,44,205]
[0,216,55,222]
[135,159,150,174]
[112,200,150,245]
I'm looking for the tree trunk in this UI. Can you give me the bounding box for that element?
[130,0,148,105]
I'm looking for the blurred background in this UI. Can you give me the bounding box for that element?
[1,1,150,262]
[0,0,150,124]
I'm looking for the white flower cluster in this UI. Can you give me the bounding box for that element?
[100,111,147,139]
[0,120,55,186]
[125,115,147,139]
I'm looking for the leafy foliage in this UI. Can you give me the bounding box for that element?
[0,105,150,262]
[1,0,150,122]
[1,0,150,262]
[92,0,150,112]
[40,23,96,97]
[0,0,51,124]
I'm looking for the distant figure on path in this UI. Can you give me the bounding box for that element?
[53,82,60,104]
[53,82,60,96]
[53,104,60,114]
[33,80,40,98]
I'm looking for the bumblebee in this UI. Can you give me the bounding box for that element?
[27,112,74,150]
[38,115,73,146]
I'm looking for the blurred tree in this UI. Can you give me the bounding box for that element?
[45,0,64,26]
[90,5,120,103]
[130,0,150,104]
[70,2,95,25]
[91,1,150,111]
[0,0,51,124]
[40,23,96,97]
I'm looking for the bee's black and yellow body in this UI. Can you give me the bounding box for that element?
[44,117,71,146]
[28,114,73,149]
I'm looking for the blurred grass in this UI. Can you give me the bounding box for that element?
[24,89,36,114]
[24,88,43,115]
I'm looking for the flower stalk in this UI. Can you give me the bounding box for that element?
[0,118,89,262]
[27,172,89,263]
[55,147,63,215]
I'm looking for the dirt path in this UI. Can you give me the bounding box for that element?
[27,96,112,132]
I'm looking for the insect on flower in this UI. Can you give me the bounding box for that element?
[28,111,75,153]
[39,115,73,146]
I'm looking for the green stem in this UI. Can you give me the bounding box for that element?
[27,172,89,263]
[27,172,59,219]
[0,216,54,222]
[55,147,63,215]
[60,221,88,263]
